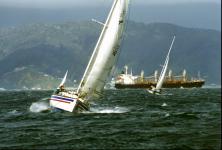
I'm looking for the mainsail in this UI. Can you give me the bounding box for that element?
[77,0,129,100]
[156,36,176,90]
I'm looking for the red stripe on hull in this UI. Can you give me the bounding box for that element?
[50,98,71,104]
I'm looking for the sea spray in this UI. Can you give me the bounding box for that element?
[29,101,50,113]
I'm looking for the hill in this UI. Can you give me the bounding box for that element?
[0,21,220,89]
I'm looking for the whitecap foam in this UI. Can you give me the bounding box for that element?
[7,110,22,116]
[88,106,129,114]
[9,110,18,114]
[160,93,173,96]
[29,101,50,113]
[40,97,50,101]
[165,113,170,117]
[161,103,168,107]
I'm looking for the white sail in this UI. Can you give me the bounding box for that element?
[58,70,68,88]
[155,36,175,90]
[77,0,129,100]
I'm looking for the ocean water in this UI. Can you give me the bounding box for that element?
[0,88,221,149]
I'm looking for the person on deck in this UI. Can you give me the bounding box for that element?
[60,85,65,92]
[150,85,155,91]
[55,85,66,94]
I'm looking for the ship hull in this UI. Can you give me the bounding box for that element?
[115,81,205,89]
[50,94,89,113]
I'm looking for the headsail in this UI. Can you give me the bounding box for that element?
[58,70,68,88]
[77,0,129,100]
[155,36,176,90]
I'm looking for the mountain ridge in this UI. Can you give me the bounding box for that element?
[0,21,220,89]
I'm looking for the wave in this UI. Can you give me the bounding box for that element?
[87,106,129,114]
[7,110,22,116]
[161,102,168,107]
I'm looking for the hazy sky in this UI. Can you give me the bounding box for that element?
[0,0,220,8]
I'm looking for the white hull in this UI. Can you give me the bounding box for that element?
[50,95,78,112]
[50,93,89,112]
[146,89,161,95]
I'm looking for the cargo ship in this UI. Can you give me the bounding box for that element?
[115,66,205,89]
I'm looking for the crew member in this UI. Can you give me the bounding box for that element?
[60,85,65,92]
[55,85,65,94]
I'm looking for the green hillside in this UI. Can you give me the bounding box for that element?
[0,21,220,89]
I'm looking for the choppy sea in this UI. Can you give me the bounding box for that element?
[0,88,221,149]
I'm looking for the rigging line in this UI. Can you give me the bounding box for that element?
[112,0,131,78]
[96,0,110,22]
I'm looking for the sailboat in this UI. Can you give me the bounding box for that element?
[49,0,130,112]
[147,36,176,95]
